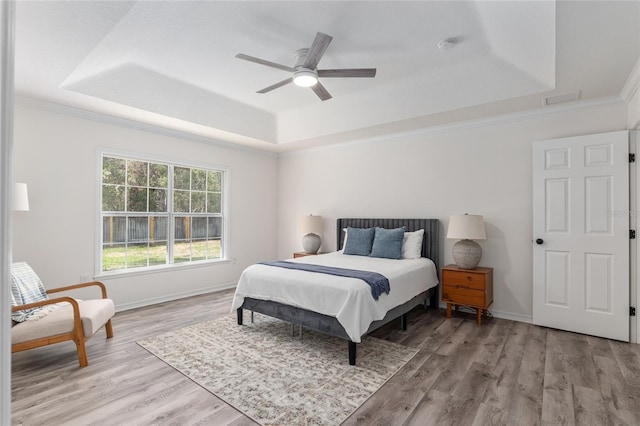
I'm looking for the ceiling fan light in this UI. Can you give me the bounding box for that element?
[293,70,318,87]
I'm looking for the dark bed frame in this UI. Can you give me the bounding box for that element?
[237,218,440,365]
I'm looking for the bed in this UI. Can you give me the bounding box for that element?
[233,218,440,365]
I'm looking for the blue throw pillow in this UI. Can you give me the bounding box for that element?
[343,227,375,256]
[370,227,406,259]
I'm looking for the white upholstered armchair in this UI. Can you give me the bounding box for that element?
[10,262,115,368]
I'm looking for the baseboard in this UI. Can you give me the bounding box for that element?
[488,309,533,324]
[115,282,237,312]
[117,287,534,325]
[437,303,532,324]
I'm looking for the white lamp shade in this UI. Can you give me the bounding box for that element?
[299,214,323,236]
[446,214,486,240]
[13,182,29,211]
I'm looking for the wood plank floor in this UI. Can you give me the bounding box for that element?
[11,289,640,425]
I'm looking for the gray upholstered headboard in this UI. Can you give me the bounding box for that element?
[336,218,440,268]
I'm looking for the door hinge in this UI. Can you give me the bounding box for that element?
[631,230,636,239]
[631,153,636,163]
[631,307,636,317]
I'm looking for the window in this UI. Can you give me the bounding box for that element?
[100,154,226,273]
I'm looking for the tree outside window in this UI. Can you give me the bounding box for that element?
[101,154,225,273]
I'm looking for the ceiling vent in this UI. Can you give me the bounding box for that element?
[542,90,581,106]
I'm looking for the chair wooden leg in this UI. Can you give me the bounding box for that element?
[74,337,89,368]
[105,319,114,339]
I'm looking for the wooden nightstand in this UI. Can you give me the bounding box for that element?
[293,252,326,258]
[441,264,493,325]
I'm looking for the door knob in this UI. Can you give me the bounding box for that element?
[535,238,544,245]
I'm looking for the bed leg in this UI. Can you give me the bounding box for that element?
[401,314,407,331]
[429,287,439,309]
[237,308,243,325]
[348,341,356,365]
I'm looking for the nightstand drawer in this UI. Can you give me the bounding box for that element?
[441,270,487,290]
[442,285,485,306]
[441,265,493,325]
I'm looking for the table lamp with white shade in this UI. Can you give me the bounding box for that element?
[446,214,486,269]
[299,214,323,254]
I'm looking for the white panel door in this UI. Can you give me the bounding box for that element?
[533,131,629,341]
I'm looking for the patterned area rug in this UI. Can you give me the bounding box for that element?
[138,313,418,425]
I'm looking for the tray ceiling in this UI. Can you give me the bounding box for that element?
[14,1,640,151]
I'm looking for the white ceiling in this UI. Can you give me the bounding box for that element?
[14,1,640,152]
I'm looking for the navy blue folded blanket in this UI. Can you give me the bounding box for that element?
[259,260,390,300]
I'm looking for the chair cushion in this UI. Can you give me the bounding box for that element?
[11,299,115,345]
[11,262,49,322]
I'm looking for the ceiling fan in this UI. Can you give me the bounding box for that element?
[236,32,377,101]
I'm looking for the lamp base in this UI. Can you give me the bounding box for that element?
[452,239,482,269]
[302,233,321,254]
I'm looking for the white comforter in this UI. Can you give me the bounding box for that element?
[231,252,439,342]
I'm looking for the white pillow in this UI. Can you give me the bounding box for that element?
[401,229,424,259]
[340,227,347,250]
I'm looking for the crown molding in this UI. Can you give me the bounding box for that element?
[15,92,627,160]
[14,95,278,158]
[622,57,640,103]
[281,95,626,157]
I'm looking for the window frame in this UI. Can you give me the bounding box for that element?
[96,150,230,277]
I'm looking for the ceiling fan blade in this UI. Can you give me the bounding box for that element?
[310,82,332,101]
[318,68,377,78]
[257,78,293,94]
[303,32,333,70]
[236,53,294,73]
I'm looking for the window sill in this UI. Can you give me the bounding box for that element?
[95,258,232,280]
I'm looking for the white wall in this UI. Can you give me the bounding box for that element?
[12,101,278,310]
[10,96,632,322]
[277,99,628,322]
